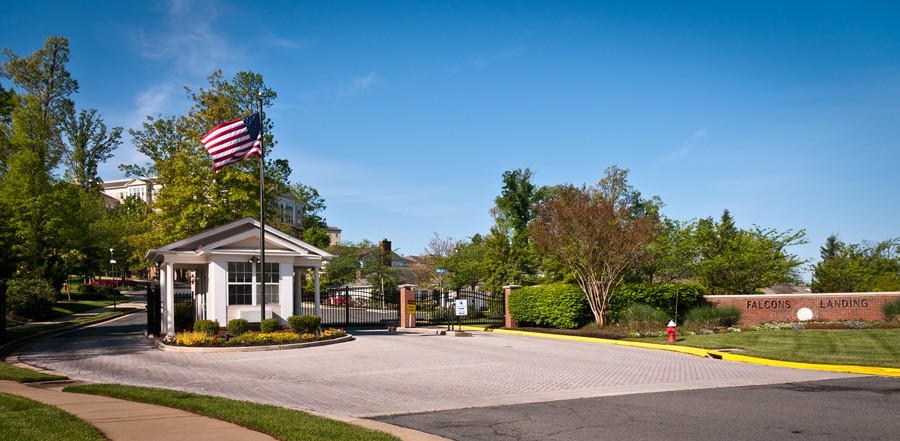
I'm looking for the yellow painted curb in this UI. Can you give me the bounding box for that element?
[460,326,900,377]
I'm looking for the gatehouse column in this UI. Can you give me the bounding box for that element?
[504,285,521,329]
[165,262,175,336]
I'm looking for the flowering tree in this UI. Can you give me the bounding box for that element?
[530,166,660,325]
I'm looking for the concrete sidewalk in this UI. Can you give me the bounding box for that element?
[0,380,276,441]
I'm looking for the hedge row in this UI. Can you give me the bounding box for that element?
[508,283,592,329]
[508,282,706,329]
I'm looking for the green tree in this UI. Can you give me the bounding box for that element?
[443,235,486,290]
[1,35,77,172]
[530,166,661,325]
[322,242,366,287]
[125,70,287,254]
[482,168,548,291]
[811,236,900,293]
[642,217,699,283]
[0,83,17,170]
[361,245,401,303]
[695,210,806,294]
[63,108,122,191]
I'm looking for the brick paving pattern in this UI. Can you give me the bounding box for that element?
[17,314,858,417]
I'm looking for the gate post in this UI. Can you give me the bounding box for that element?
[399,285,417,328]
[147,283,161,337]
[504,285,521,329]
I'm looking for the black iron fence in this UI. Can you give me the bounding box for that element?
[302,285,400,326]
[414,287,504,327]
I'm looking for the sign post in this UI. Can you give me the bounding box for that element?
[455,299,467,330]
[406,300,416,327]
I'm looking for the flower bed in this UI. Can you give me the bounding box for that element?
[163,328,346,347]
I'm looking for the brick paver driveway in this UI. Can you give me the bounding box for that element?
[17,313,858,417]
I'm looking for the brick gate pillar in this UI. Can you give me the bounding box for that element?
[504,285,521,329]
[399,284,417,328]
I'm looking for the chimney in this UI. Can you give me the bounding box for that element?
[379,239,392,266]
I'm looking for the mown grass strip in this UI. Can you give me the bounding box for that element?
[632,328,900,368]
[0,362,67,383]
[65,384,400,441]
[0,392,104,441]
[52,299,122,315]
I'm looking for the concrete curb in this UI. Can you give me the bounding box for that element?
[461,326,900,377]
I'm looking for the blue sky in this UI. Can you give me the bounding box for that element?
[2,1,898,280]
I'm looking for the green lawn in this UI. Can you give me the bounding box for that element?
[52,299,122,315]
[0,362,67,383]
[65,384,400,441]
[0,392,104,441]
[632,328,900,368]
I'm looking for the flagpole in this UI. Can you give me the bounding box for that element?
[258,92,266,323]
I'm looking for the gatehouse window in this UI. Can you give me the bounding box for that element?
[227,261,279,305]
[228,262,253,305]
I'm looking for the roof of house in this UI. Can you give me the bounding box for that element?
[145,217,335,264]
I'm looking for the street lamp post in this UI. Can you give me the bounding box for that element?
[109,248,117,310]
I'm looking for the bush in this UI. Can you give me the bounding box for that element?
[287,315,321,333]
[684,305,741,329]
[5,278,57,320]
[508,283,591,329]
[607,282,706,324]
[174,301,194,331]
[193,319,220,337]
[883,298,900,322]
[227,318,249,336]
[428,307,448,323]
[621,303,671,331]
[260,317,281,333]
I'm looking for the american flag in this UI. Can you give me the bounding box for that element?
[201,112,262,172]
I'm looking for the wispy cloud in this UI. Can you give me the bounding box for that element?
[130,83,175,128]
[134,0,239,75]
[668,128,708,160]
[339,71,378,97]
[263,33,306,50]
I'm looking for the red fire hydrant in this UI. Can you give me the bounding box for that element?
[666,320,677,343]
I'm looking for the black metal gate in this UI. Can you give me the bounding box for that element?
[146,283,161,336]
[414,287,504,327]
[302,286,400,326]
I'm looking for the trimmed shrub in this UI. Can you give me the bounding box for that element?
[883,298,900,323]
[193,319,220,337]
[621,303,671,331]
[287,315,321,334]
[684,305,741,329]
[5,278,57,320]
[508,283,591,329]
[260,317,281,333]
[429,307,448,323]
[607,282,706,324]
[174,301,194,331]
[227,318,249,336]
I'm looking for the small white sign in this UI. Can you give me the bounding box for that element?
[455,299,468,316]
[797,307,813,321]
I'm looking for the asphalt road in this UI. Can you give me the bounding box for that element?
[376,375,900,441]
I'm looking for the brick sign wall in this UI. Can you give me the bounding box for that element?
[705,292,900,325]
